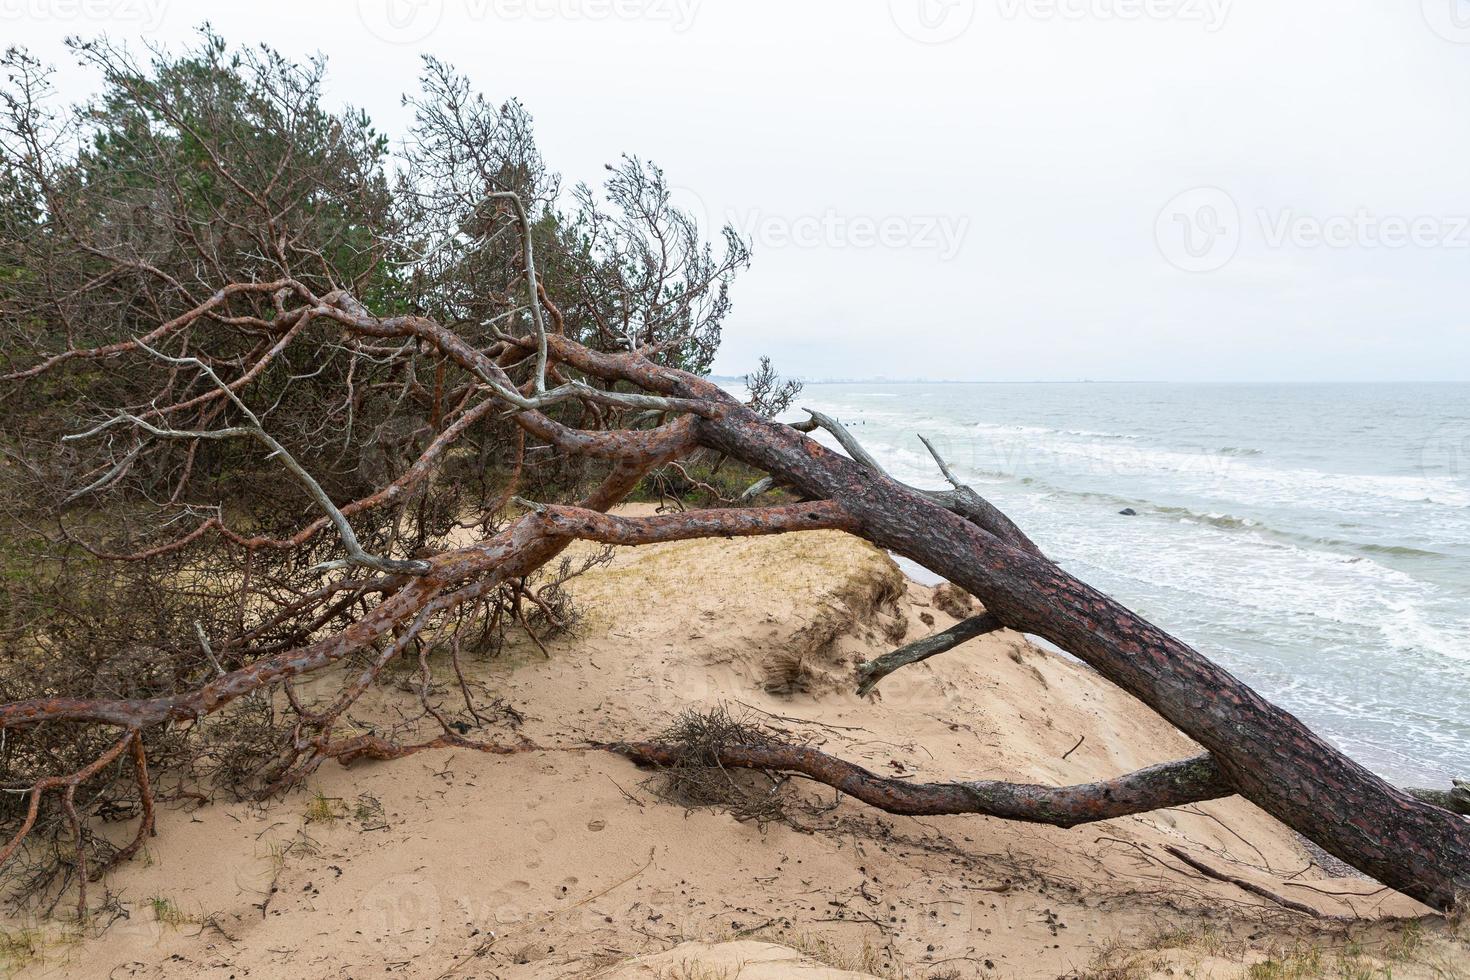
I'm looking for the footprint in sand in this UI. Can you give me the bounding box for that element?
[488,878,532,925]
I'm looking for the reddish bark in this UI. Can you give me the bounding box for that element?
[615,742,1232,826]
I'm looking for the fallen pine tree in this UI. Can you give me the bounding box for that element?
[0,36,1465,922]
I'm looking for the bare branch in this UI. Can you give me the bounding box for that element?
[614,741,1233,827]
[918,433,965,490]
[739,476,776,502]
[1161,845,1342,919]
[527,500,858,545]
[194,621,226,678]
[68,341,430,577]
[482,191,550,394]
[794,409,885,473]
[789,409,1042,555]
[856,613,1005,697]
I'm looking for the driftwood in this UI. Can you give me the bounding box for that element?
[1160,844,1340,920]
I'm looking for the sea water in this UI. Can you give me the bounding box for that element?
[782,382,1469,787]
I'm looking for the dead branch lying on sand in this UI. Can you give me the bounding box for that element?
[612,737,1233,827]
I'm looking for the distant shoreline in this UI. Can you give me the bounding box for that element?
[711,376,1469,386]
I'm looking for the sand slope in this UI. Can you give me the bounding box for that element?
[11,518,1457,979]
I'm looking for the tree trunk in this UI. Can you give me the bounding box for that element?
[693,403,1470,912]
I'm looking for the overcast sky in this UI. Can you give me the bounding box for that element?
[6,0,1469,381]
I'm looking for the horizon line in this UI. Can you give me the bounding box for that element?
[708,376,1470,386]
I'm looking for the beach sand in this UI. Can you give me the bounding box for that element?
[11,508,1464,978]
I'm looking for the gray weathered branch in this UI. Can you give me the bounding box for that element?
[793,409,885,473]
[856,613,1005,697]
[785,410,1040,555]
[482,191,550,394]
[739,475,776,502]
[66,343,431,577]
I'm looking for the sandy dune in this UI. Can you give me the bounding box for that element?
[11,516,1460,979]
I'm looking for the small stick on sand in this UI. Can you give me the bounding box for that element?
[1162,844,1346,920]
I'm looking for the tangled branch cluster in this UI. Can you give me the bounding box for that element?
[0,32,753,913]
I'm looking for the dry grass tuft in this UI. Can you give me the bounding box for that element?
[1077,918,1470,980]
[0,919,82,978]
[1244,919,1468,980]
[764,559,907,695]
[0,927,43,978]
[147,895,196,928]
[304,791,346,825]
[931,583,975,620]
[773,932,902,978]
